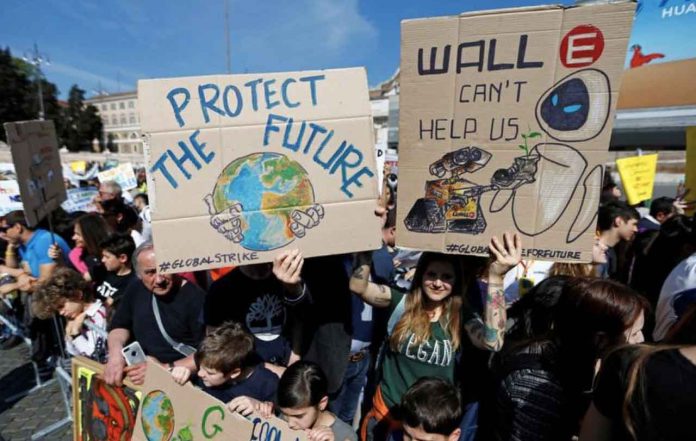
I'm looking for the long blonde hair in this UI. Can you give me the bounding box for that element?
[389,253,465,352]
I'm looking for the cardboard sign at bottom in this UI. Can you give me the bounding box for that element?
[132,360,308,441]
[72,356,141,441]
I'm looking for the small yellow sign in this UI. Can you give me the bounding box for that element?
[616,154,658,205]
[686,127,696,216]
[70,160,87,174]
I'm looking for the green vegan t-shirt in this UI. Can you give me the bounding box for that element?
[380,289,456,408]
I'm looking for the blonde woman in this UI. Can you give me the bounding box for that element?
[351,232,521,441]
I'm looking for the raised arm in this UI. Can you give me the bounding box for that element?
[349,251,392,308]
[465,232,521,351]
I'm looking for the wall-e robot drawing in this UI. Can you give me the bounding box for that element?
[404,146,540,235]
[405,68,613,244]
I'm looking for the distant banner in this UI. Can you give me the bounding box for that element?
[629,0,696,68]
[0,180,22,216]
[63,163,100,186]
[619,0,696,108]
[61,187,99,213]
[98,162,137,191]
[616,154,658,205]
[70,160,87,174]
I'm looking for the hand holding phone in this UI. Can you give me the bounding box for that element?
[122,341,147,366]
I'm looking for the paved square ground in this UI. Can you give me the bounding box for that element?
[0,344,72,441]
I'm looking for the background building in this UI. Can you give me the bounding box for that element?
[85,91,143,154]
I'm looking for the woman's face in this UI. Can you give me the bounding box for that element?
[421,261,456,302]
[72,223,85,248]
[624,311,645,344]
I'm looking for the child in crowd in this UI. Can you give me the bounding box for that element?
[170,321,277,403]
[389,377,463,441]
[32,267,107,362]
[96,233,136,310]
[228,361,358,441]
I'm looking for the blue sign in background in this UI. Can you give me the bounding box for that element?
[627,0,696,68]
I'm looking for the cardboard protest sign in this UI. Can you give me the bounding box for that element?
[616,154,658,205]
[139,68,381,273]
[98,162,138,191]
[0,180,22,216]
[375,127,388,190]
[396,2,635,262]
[71,356,141,441]
[133,360,307,441]
[61,186,99,213]
[3,120,67,226]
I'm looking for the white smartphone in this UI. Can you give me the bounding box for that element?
[121,341,147,366]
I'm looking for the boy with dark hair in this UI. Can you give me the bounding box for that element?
[170,321,278,403]
[597,201,640,280]
[638,196,676,232]
[390,377,462,441]
[96,233,136,309]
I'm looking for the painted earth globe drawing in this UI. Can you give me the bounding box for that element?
[209,152,316,251]
[141,390,175,441]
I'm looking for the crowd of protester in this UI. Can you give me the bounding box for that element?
[0,167,695,441]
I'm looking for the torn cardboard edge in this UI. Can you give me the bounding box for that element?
[401,1,633,24]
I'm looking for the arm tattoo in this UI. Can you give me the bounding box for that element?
[367,284,391,308]
[464,283,506,351]
[484,327,500,344]
[352,266,367,280]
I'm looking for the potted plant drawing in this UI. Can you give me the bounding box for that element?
[519,129,542,157]
[493,129,543,188]
[514,129,542,179]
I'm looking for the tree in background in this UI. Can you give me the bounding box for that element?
[62,85,103,152]
[0,46,101,151]
[11,55,63,129]
[0,47,34,141]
